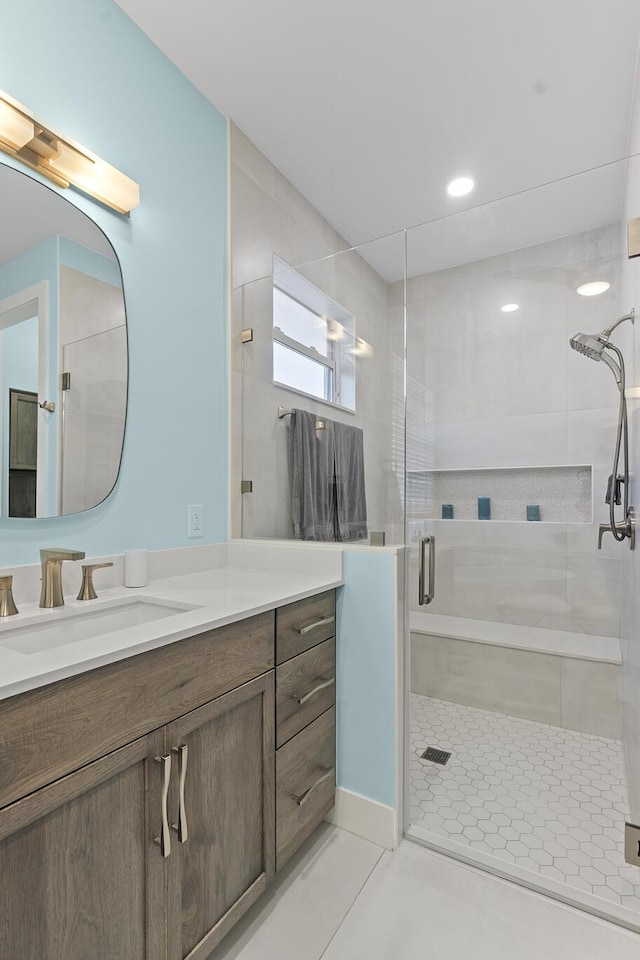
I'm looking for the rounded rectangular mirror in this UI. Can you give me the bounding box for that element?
[0,162,127,518]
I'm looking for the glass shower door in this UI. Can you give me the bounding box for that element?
[404,162,640,928]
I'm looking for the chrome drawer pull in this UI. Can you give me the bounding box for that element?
[153,754,172,858]
[293,677,335,705]
[171,743,189,844]
[294,766,335,806]
[297,615,335,636]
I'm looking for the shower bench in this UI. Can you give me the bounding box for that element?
[410,611,622,739]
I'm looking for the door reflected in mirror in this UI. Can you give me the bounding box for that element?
[0,163,127,518]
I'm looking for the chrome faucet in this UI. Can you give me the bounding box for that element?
[39,548,85,608]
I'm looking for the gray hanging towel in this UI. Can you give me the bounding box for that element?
[288,409,337,540]
[334,421,368,541]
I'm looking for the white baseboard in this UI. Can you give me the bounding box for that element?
[326,787,396,850]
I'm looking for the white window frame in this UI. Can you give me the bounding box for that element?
[272,257,355,411]
[273,299,338,405]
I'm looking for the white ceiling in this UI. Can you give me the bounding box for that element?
[116,0,640,279]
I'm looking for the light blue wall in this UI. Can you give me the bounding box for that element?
[0,0,227,565]
[336,551,397,807]
[59,236,122,289]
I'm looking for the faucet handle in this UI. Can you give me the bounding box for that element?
[0,575,18,617]
[77,562,114,601]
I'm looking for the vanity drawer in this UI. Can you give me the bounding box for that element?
[275,706,335,870]
[276,638,335,747]
[276,590,335,664]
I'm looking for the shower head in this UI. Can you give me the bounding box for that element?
[569,310,634,388]
[570,310,635,360]
[569,332,606,361]
[570,330,623,387]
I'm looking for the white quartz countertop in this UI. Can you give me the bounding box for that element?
[0,565,343,702]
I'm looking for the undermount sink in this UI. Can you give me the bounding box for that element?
[0,597,199,655]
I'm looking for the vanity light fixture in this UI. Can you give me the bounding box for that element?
[576,281,610,297]
[0,89,139,215]
[501,303,519,313]
[446,176,476,197]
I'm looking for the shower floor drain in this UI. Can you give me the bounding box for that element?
[421,746,451,765]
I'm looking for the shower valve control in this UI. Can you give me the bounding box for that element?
[597,507,635,551]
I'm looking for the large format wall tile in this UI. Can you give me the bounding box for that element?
[561,659,622,739]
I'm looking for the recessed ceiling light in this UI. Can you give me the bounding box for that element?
[501,303,519,313]
[447,176,475,197]
[576,281,610,297]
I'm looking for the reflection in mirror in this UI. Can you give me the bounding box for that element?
[0,163,127,518]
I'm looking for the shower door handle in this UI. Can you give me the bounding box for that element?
[418,535,435,605]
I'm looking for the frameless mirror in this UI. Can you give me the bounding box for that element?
[0,162,127,518]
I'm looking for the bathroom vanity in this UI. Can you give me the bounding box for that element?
[0,578,338,960]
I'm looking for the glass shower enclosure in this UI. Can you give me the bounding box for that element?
[232,147,640,930]
[404,159,640,929]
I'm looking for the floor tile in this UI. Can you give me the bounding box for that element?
[410,694,640,916]
[212,823,383,960]
[322,843,640,960]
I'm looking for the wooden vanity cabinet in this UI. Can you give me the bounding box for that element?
[0,612,275,960]
[0,731,166,960]
[0,590,336,959]
[275,590,337,871]
[165,672,275,960]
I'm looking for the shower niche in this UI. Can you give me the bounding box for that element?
[407,464,592,523]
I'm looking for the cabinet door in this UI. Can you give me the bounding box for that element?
[166,672,275,960]
[0,731,166,960]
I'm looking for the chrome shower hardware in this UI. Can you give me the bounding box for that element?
[570,309,635,549]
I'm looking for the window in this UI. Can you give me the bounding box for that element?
[272,258,355,410]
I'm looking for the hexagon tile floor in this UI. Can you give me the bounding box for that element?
[409,694,640,920]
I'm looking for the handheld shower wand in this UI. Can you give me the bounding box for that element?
[569,309,635,548]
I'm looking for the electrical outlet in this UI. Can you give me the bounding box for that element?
[188,504,204,538]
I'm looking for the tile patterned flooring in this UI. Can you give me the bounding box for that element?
[410,693,640,915]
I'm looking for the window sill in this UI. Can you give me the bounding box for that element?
[273,381,356,416]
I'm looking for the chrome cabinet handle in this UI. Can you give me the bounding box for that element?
[294,766,335,806]
[418,535,436,605]
[171,743,189,844]
[154,754,172,858]
[293,677,335,705]
[297,615,335,636]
